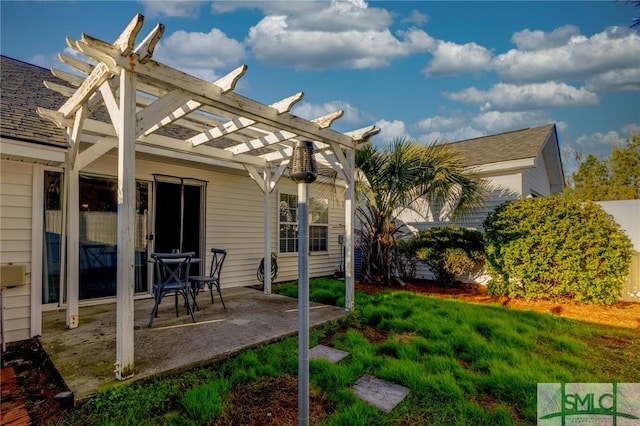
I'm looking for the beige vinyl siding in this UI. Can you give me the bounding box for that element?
[82,154,344,290]
[272,180,344,283]
[522,153,552,197]
[0,159,33,343]
[408,171,523,233]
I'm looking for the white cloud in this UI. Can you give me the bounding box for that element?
[29,53,66,71]
[471,111,551,133]
[211,1,318,15]
[402,9,429,25]
[154,29,246,80]
[285,0,393,32]
[419,127,484,143]
[246,16,432,70]
[511,25,580,51]
[371,119,410,145]
[138,0,205,18]
[555,121,569,133]
[586,68,640,93]
[445,82,599,111]
[423,40,492,76]
[572,124,640,159]
[416,115,467,132]
[493,26,640,83]
[292,101,363,125]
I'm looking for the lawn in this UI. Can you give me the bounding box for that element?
[47,278,640,425]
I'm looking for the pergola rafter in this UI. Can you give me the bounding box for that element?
[37,13,379,380]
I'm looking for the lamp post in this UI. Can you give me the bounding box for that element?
[290,140,317,426]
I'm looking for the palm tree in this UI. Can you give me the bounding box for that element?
[629,0,640,29]
[355,138,488,285]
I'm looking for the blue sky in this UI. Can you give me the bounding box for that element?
[2,1,639,175]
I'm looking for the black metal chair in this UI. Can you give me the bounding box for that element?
[149,252,195,327]
[189,248,227,310]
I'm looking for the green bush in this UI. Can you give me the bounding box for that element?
[400,227,485,284]
[482,196,632,304]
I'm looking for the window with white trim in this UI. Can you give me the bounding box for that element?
[279,193,328,253]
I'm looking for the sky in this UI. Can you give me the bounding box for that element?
[1,1,639,176]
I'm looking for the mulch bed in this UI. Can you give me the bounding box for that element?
[1,339,70,425]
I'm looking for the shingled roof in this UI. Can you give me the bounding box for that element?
[447,123,556,167]
[1,55,69,148]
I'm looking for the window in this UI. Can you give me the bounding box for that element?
[279,193,328,253]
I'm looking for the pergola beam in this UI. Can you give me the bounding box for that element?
[190,92,303,147]
[67,34,357,148]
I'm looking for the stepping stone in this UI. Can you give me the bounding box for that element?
[309,344,350,363]
[352,374,410,413]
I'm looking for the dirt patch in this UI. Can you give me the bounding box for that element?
[357,280,640,329]
[216,374,334,425]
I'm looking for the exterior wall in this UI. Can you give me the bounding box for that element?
[407,171,522,234]
[77,154,344,288]
[522,152,552,197]
[0,159,33,343]
[275,181,345,282]
[1,148,347,344]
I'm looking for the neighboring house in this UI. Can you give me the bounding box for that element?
[402,123,565,280]
[0,36,375,352]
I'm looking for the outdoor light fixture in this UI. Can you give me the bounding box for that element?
[291,140,317,426]
[290,140,318,184]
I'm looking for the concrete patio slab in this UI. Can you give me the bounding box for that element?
[309,344,350,363]
[40,287,348,402]
[352,374,410,413]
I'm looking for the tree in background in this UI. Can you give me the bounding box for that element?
[355,139,487,285]
[568,135,640,201]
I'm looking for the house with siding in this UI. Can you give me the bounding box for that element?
[0,13,377,364]
[403,123,566,280]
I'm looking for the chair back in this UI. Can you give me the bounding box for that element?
[152,252,195,285]
[209,248,227,280]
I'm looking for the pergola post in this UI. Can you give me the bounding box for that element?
[263,170,272,294]
[65,168,80,327]
[115,68,136,380]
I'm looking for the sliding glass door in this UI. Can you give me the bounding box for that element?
[78,175,150,299]
[153,176,204,273]
[42,172,151,304]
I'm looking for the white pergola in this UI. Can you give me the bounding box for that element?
[37,14,378,379]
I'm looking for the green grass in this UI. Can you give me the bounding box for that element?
[48,278,640,425]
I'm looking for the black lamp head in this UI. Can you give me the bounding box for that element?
[290,140,318,184]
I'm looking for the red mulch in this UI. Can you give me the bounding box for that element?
[1,339,69,425]
[356,279,640,329]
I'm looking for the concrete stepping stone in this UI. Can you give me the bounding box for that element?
[352,374,410,413]
[309,344,350,363]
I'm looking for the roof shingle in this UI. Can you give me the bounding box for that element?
[446,124,556,167]
[1,55,68,147]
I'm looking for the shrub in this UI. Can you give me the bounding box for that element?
[482,196,632,304]
[400,227,485,284]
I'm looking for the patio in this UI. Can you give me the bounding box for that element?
[40,286,348,403]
